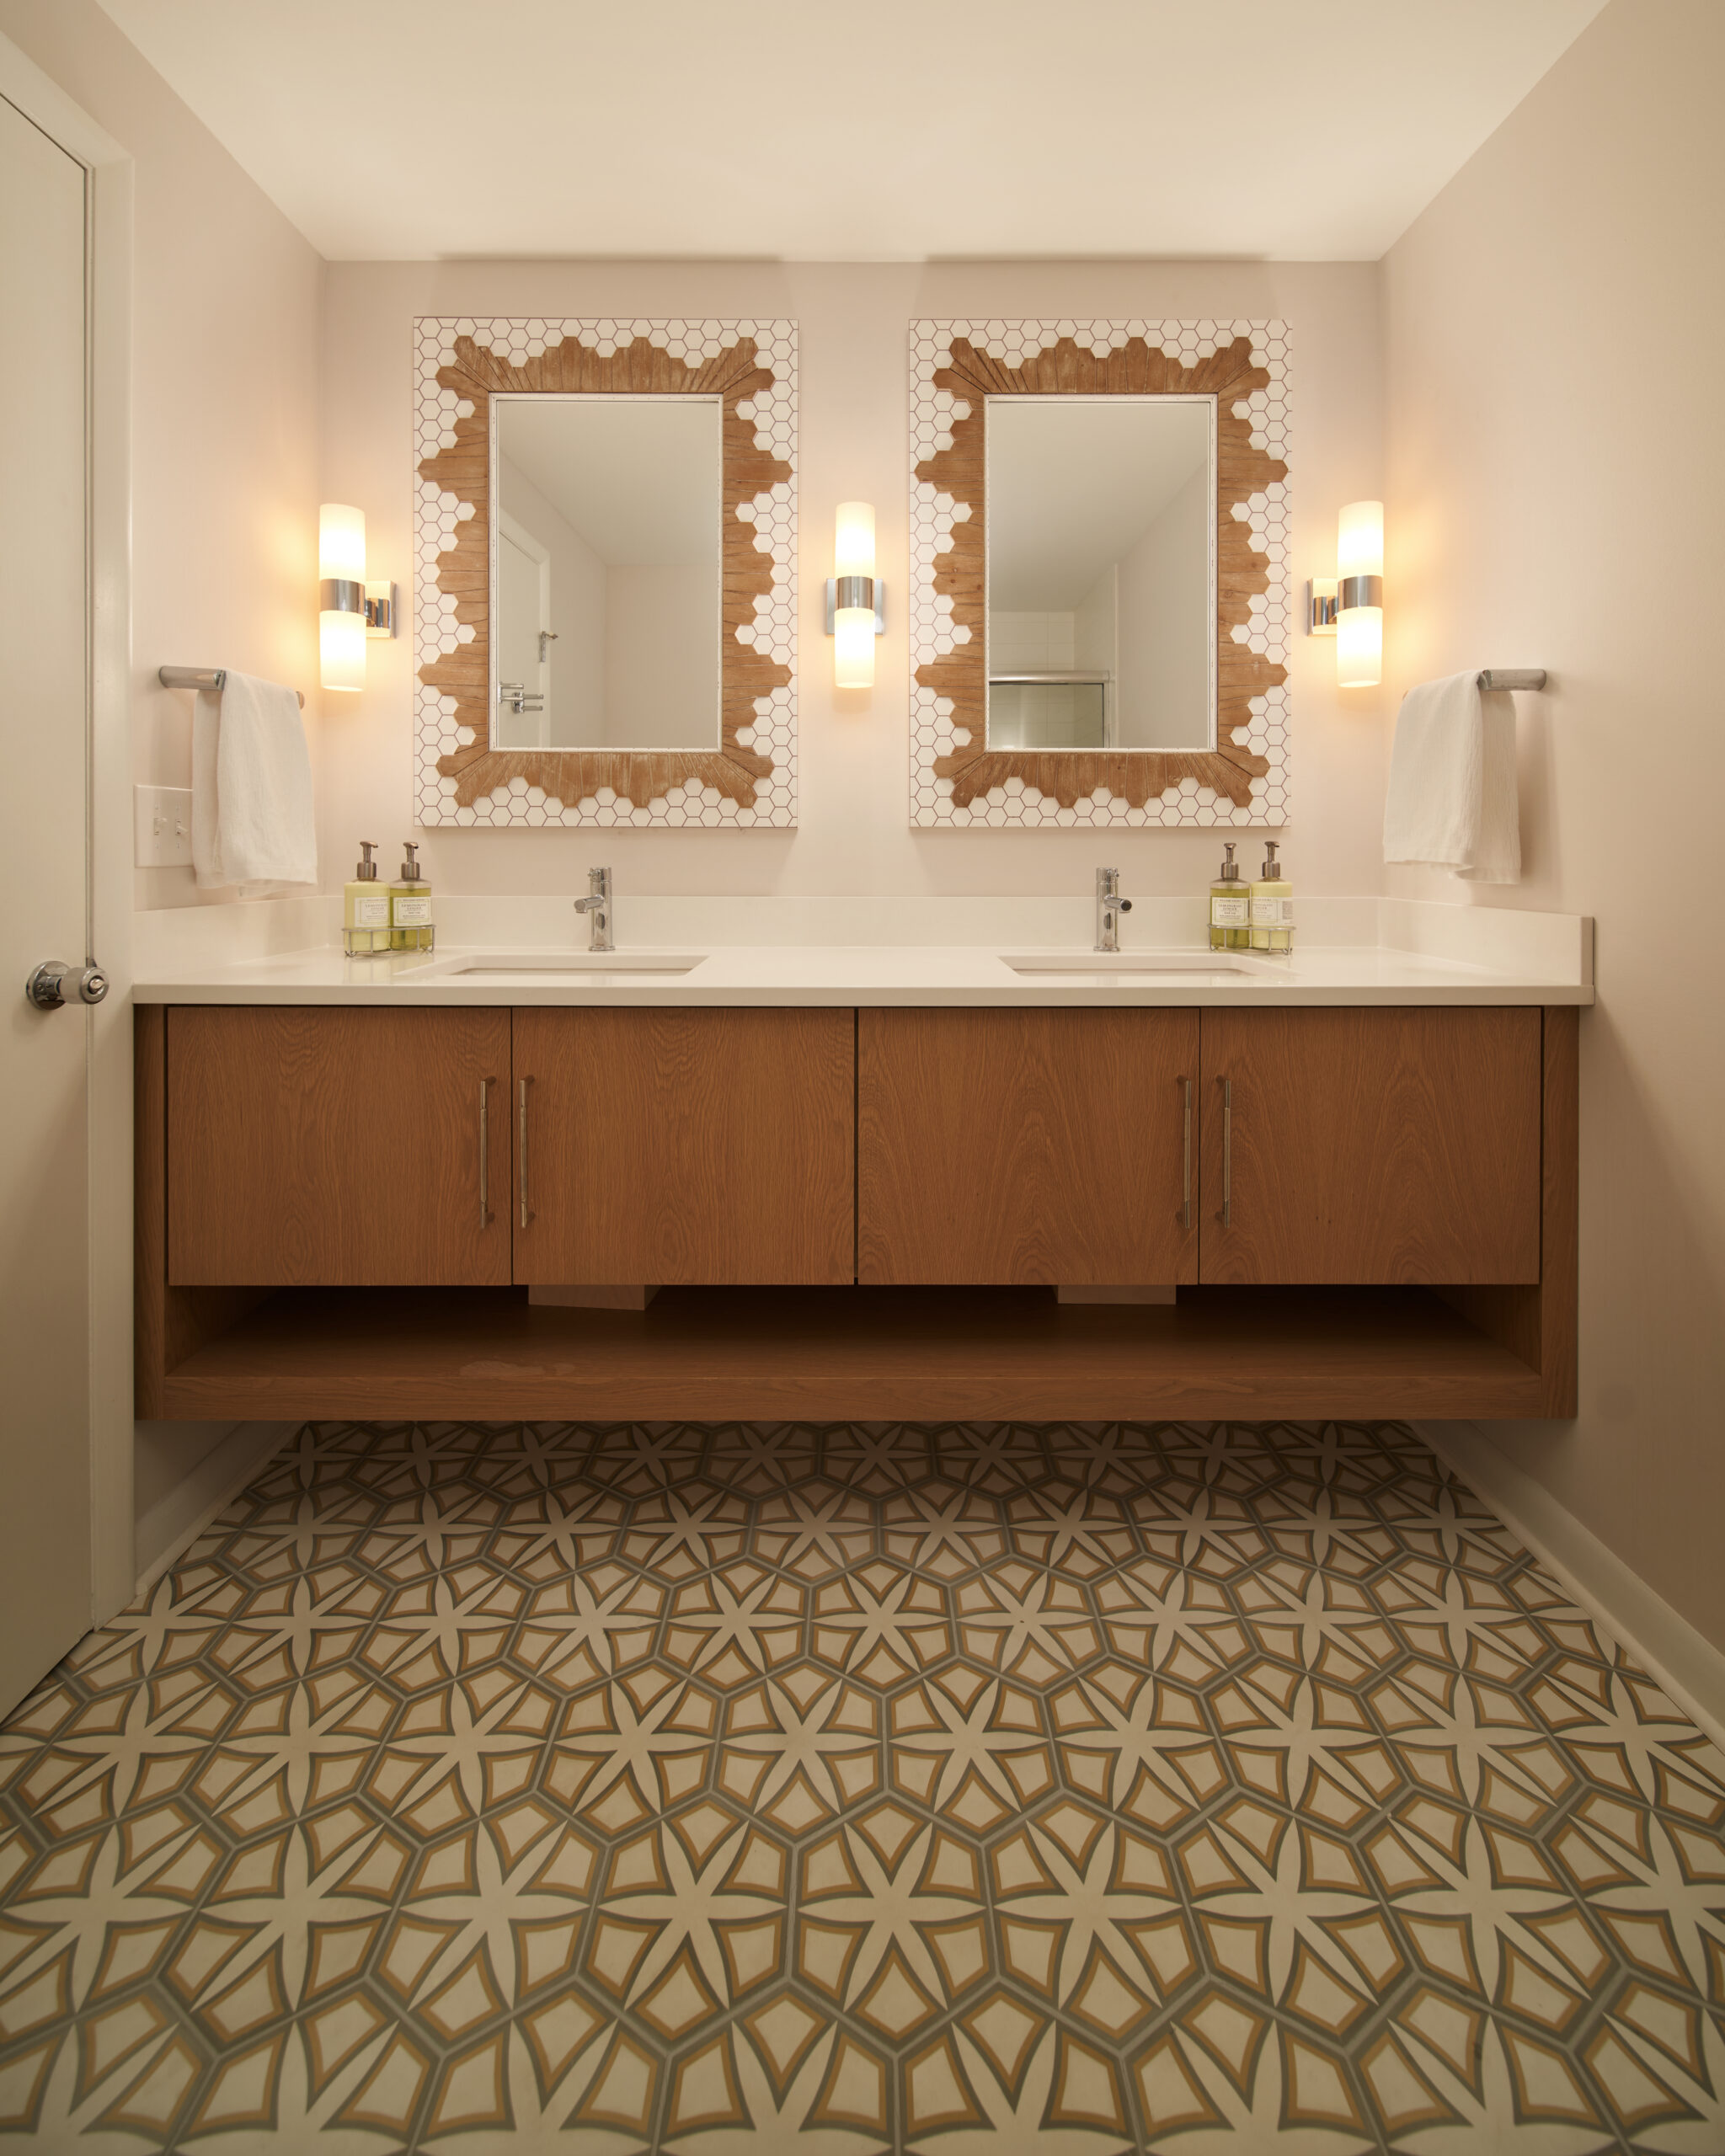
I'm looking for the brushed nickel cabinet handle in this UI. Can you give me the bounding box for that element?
[479,1077,494,1226]
[1180,1075,1192,1230]
[1220,1075,1232,1229]
[518,1076,533,1230]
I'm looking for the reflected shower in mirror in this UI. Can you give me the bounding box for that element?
[493,395,722,751]
[986,397,1215,753]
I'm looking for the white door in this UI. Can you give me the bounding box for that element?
[0,91,97,1717]
[498,515,551,746]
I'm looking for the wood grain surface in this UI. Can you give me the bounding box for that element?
[157,1284,1545,1424]
[1199,1008,1542,1284]
[511,1009,854,1284]
[1441,1006,1580,1412]
[135,1004,266,1411]
[167,1007,512,1287]
[858,1009,1200,1284]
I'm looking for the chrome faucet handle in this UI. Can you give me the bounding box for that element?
[573,867,614,951]
[1094,866,1132,952]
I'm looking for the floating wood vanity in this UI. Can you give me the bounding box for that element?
[135,991,1578,1423]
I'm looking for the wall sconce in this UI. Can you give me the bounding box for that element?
[319,504,367,692]
[825,501,884,689]
[1308,500,1383,688]
[1335,499,1383,687]
[319,503,396,693]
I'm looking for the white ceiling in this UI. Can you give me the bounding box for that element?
[499,398,719,566]
[990,398,1210,610]
[96,0,1605,262]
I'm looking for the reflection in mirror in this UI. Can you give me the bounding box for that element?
[986,397,1215,753]
[493,395,721,751]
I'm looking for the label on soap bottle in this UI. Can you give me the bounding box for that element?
[1251,895,1294,927]
[352,894,389,928]
[393,896,432,926]
[1211,895,1249,927]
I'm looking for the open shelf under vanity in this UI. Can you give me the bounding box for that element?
[148,1283,1549,1423]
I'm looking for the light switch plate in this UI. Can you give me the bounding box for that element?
[136,784,193,868]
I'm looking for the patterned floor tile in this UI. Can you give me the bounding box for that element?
[3,1421,1723,2152]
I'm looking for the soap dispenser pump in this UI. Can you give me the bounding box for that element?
[390,841,435,953]
[344,841,390,956]
[1209,843,1248,951]
[1251,840,1294,954]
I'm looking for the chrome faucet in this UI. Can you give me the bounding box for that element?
[573,867,613,952]
[1095,867,1133,953]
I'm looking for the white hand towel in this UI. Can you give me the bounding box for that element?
[1382,670,1520,884]
[192,672,318,890]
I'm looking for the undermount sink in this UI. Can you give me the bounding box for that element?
[432,951,706,978]
[1002,950,1266,983]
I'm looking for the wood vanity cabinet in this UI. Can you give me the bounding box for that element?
[857,1008,1200,1284]
[511,1009,854,1284]
[139,998,1578,1422]
[1198,1008,1542,1283]
[166,1007,511,1286]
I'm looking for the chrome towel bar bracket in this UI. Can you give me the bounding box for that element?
[159,664,305,711]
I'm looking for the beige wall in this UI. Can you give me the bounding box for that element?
[320,260,1385,900]
[0,0,323,915]
[1382,0,1725,1646]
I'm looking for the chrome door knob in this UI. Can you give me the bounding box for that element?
[26,960,109,1010]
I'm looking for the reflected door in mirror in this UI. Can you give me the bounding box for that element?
[986,396,1215,754]
[494,395,722,751]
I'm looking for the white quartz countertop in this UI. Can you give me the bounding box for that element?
[131,895,1594,1006]
[132,923,1594,1009]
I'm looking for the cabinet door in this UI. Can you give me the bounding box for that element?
[168,1007,511,1285]
[1199,1009,1541,1283]
[858,1009,1199,1285]
[512,1010,854,1284]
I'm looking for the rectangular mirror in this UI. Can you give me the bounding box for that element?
[987,396,1215,753]
[414,318,798,828]
[493,395,722,751]
[910,321,1289,829]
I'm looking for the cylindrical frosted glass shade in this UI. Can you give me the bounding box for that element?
[1337,499,1383,580]
[319,502,366,582]
[320,610,366,691]
[1336,606,1382,688]
[834,501,875,580]
[834,606,875,688]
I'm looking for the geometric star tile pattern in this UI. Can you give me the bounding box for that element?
[3,1421,1722,2151]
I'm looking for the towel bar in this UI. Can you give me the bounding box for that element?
[1477,670,1546,692]
[159,664,305,711]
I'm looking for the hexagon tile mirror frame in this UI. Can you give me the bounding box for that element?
[909,319,1290,829]
[413,318,798,827]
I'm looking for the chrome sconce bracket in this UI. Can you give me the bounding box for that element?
[824,578,886,635]
[365,582,397,638]
[1307,578,1338,635]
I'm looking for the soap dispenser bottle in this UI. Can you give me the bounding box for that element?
[1251,840,1294,954]
[344,841,390,956]
[390,841,435,953]
[1209,843,1249,951]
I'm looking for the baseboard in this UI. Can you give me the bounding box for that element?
[134,1421,293,1598]
[1418,1419,1725,1751]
